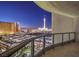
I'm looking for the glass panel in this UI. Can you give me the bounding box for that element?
[11,42,31,57]
[34,37,43,55]
[70,33,74,40]
[54,34,62,44]
[63,34,69,42]
[45,35,52,47]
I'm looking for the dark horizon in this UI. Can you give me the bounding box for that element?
[0,1,51,29]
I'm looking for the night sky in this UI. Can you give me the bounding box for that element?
[0,1,51,28]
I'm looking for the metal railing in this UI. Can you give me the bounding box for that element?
[0,32,76,57]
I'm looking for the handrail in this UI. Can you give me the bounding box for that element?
[0,32,76,57]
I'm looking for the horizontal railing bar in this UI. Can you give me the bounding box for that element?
[23,32,75,35]
[52,32,75,34]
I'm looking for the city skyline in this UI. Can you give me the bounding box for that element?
[0,1,51,28]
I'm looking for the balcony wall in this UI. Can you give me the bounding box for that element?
[52,13,75,33]
[51,13,75,43]
[74,17,79,41]
[53,14,79,41]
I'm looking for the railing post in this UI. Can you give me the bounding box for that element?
[69,33,70,42]
[52,34,54,48]
[62,33,64,45]
[31,40,34,57]
[43,36,45,54]
[74,32,76,42]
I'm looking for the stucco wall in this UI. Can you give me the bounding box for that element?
[52,13,74,33]
[52,13,77,42]
[74,17,79,41]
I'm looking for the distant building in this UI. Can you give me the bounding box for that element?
[21,27,42,33]
[38,16,52,32]
[26,28,40,33]
[0,21,21,35]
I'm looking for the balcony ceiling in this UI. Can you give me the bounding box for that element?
[50,1,79,17]
[35,1,79,18]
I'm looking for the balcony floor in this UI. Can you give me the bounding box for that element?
[42,42,79,57]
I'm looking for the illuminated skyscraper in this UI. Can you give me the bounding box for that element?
[38,16,48,31]
[44,16,46,30]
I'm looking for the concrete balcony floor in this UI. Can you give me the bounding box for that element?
[42,42,79,57]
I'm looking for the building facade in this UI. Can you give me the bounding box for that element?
[0,21,21,35]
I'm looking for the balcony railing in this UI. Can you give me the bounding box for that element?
[0,32,76,57]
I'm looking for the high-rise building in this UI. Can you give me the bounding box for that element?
[38,16,52,32]
[0,21,21,35]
